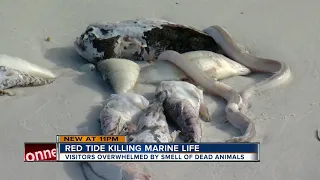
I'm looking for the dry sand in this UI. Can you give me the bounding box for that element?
[0,0,320,179]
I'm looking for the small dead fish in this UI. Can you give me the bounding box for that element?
[97,58,140,94]
[74,18,220,64]
[99,93,149,135]
[0,66,55,96]
[128,100,180,143]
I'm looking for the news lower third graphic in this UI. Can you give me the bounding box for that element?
[24,143,56,162]
[24,135,260,162]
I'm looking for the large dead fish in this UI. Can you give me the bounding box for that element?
[155,81,205,143]
[74,18,221,63]
[99,93,149,135]
[74,19,251,94]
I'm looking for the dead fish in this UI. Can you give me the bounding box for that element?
[182,51,250,80]
[81,161,151,180]
[128,98,180,143]
[74,18,220,64]
[99,93,149,135]
[97,58,140,94]
[155,81,205,142]
[163,96,202,143]
[89,50,251,94]
[138,50,251,84]
[75,19,251,94]
[0,66,55,96]
[155,81,210,121]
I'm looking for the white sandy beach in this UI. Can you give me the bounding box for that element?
[1,0,320,179]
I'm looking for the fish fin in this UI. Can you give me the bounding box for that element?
[199,103,211,122]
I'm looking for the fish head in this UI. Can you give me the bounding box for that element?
[74,25,121,64]
[75,23,151,63]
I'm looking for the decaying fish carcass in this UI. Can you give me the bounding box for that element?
[74,18,221,64]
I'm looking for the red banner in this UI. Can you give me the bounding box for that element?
[24,143,56,162]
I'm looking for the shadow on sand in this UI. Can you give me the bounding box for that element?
[44,46,111,94]
[45,47,114,180]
